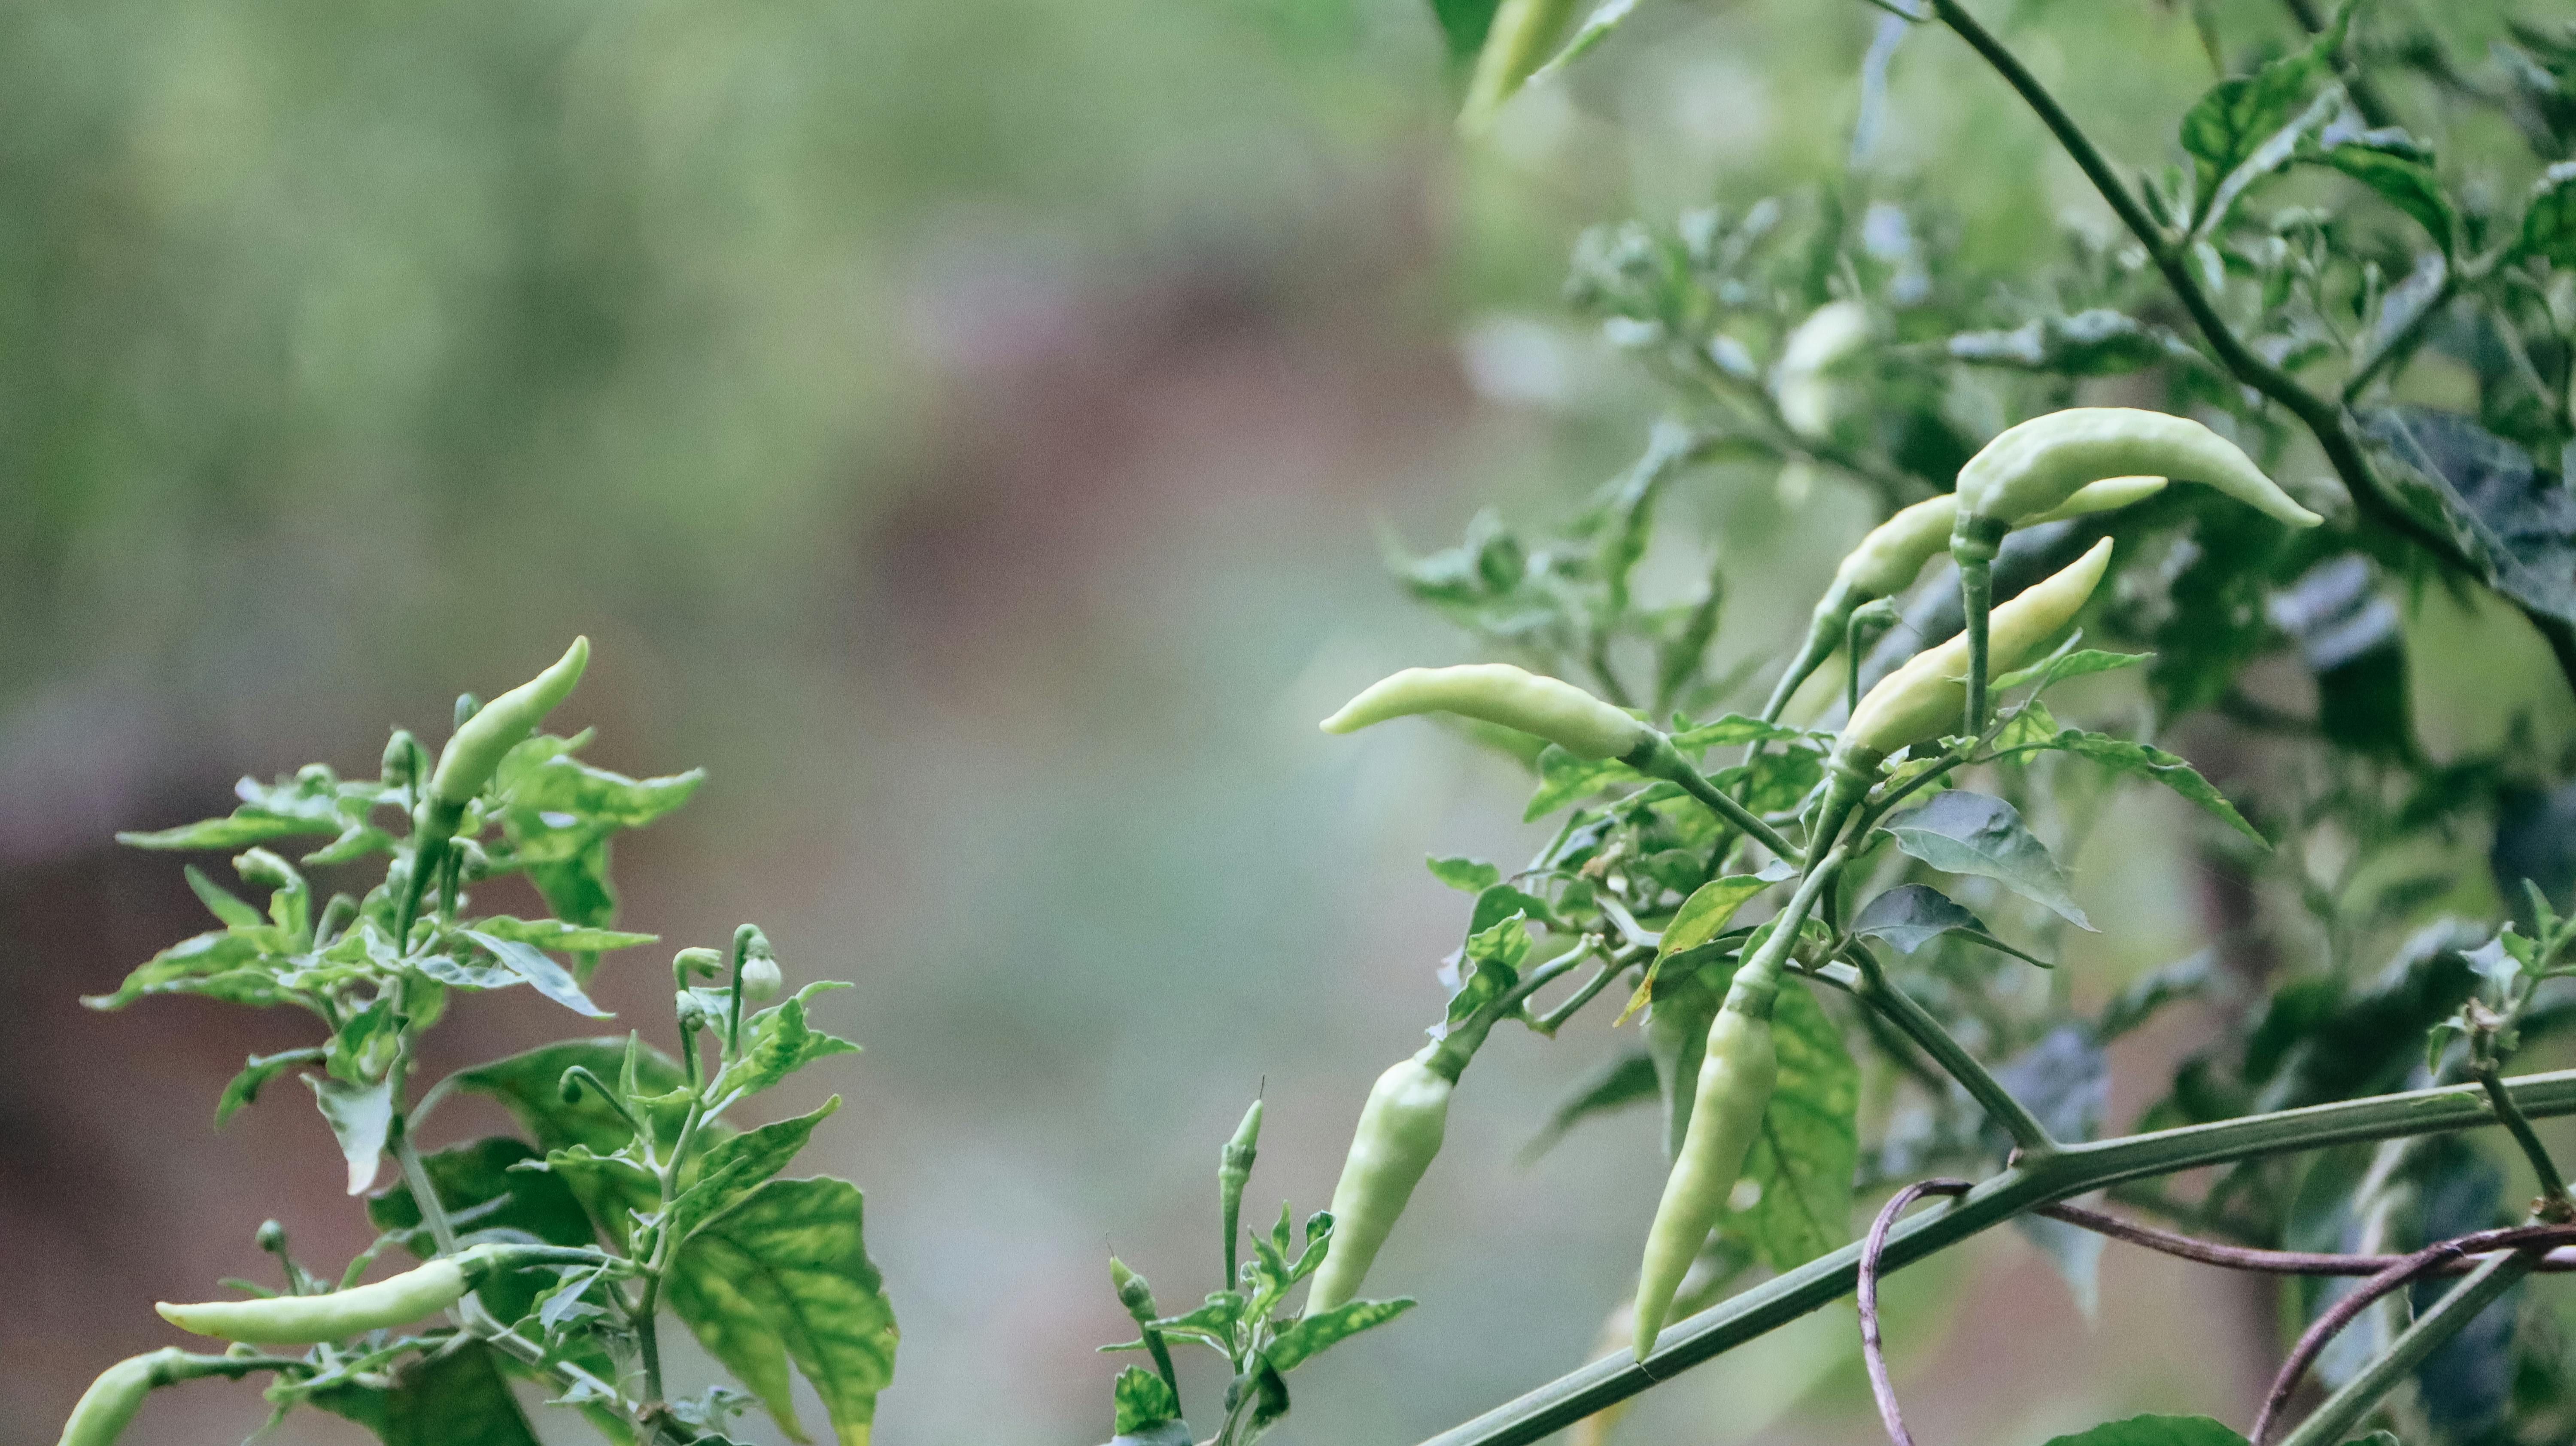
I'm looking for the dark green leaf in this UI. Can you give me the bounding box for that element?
[2045,729,2264,841]
[306,1342,541,1446]
[1519,1050,1658,1162]
[369,1136,597,1322]
[2516,161,2576,264]
[2037,1414,2250,1446]
[1851,884,1985,954]
[2178,11,2346,229]
[1882,791,2094,929]
[667,1177,899,1446]
[2318,126,2454,246]
[1112,1365,1182,1436]
[2360,407,2576,635]
[446,1038,687,1155]
[1429,0,1504,61]
[1264,1297,1416,1371]
[1425,856,1501,894]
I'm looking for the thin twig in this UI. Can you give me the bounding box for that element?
[2040,1200,2576,1276]
[1859,1180,1974,1446]
[2251,1224,2576,1443]
[2478,1060,2576,1220]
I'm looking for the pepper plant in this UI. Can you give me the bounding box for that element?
[1088,1,2576,1444]
[61,641,895,1446]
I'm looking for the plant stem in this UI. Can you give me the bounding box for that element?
[393,1123,462,1257]
[1626,735,1804,864]
[1957,555,1992,736]
[1924,0,2576,690]
[1847,947,2056,1154]
[2271,1249,2541,1446]
[2479,1061,2576,1220]
[1412,1064,2576,1446]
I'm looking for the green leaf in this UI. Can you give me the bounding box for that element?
[1467,882,1558,935]
[1520,1050,1659,1162]
[1617,874,1769,1024]
[117,771,351,852]
[2037,1416,2250,1446]
[82,930,296,1012]
[1991,698,2062,753]
[1428,0,1504,62]
[1945,311,2186,376]
[446,1038,687,1154]
[2515,161,2576,264]
[2178,10,2346,230]
[667,1177,899,1446]
[1264,1297,1416,1371]
[185,864,267,929]
[306,1071,395,1196]
[1882,790,2094,930]
[1666,714,1819,753]
[368,1136,597,1322]
[2317,125,2455,247]
[1446,912,1531,1026]
[717,984,863,1100]
[1425,855,1501,893]
[2001,729,2264,844]
[1992,648,2150,693]
[305,1342,542,1446]
[459,929,612,1018]
[465,915,659,953]
[672,1095,843,1242]
[1524,745,1643,820]
[1112,1366,1182,1436]
[214,1047,325,1126]
[1731,979,1859,1271]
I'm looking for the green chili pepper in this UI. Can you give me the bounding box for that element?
[1641,966,1724,1166]
[157,1245,506,1343]
[1321,663,1649,762]
[1834,537,2114,769]
[1219,1098,1262,1285]
[1457,0,1580,135]
[1632,1005,1776,1360]
[1951,408,2318,558]
[1110,1256,1182,1401]
[1761,477,2165,723]
[1305,1049,1457,1312]
[55,1351,170,1446]
[427,636,589,810]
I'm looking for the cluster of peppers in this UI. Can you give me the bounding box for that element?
[1308,406,2321,1359]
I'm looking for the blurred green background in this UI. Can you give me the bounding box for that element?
[3,0,2553,1443]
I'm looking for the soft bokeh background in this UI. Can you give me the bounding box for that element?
[3,1,2560,1443]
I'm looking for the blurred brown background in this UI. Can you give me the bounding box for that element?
[3,0,2549,1442]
